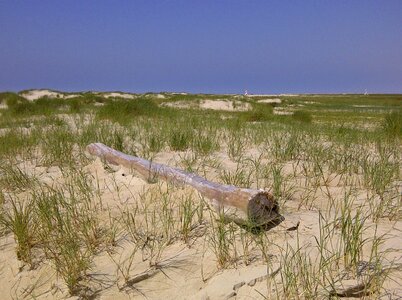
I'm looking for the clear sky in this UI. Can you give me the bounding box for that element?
[0,1,401,94]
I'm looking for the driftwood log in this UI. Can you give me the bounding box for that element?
[87,143,282,227]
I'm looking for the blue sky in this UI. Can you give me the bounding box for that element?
[0,1,401,94]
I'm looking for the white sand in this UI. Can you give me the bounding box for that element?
[200,100,251,111]
[246,94,277,97]
[20,89,80,101]
[257,98,282,104]
[161,101,195,109]
[63,94,80,99]
[20,90,64,101]
[162,99,251,111]
[352,105,377,108]
[273,107,293,115]
[102,92,136,99]
[279,94,299,97]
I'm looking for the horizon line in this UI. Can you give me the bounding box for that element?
[2,88,402,96]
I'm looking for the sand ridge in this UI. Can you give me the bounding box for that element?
[20,90,81,101]
[162,99,252,111]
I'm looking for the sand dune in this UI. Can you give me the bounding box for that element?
[162,99,251,111]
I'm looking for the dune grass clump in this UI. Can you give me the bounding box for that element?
[270,131,302,161]
[69,98,81,113]
[35,190,92,293]
[193,133,219,156]
[79,121,127,152]
[219,164,252,188]
[77,93,106,104]
[280,244,319,299]
[6,96,69,116]
[169,129,193,151]
[41,126,76,166]
[339,201,368,272]
[241,103,273,122]
[97,98,160,124]
[0,163,38,192]
[0,198,37,268]
[179,195,199,244]
[34,179,100,295]
[8,100,33,115]
[208,213,236,268]
[0,92,27,106]
[227,133,247,162]
[382,111,402,137]
[121,195,171,267]
[0,129,37,159]
[292,110,312,123]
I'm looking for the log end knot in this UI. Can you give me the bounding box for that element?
[248,191,283,227]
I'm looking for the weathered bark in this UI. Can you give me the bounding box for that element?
[86,143,282,227]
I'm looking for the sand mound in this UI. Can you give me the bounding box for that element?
[161,101,196,109]
[246,94,277,97]
[20,90,64,101]
[279,94,299,97]
[257,98,282,104]
[247,94,299,97]
[63,94,80,99]
[200,100,251,111]
[162,100,251,111]
[353,105,377,108]
[20,90,80,101]
[102,92,136,99]
[273,107,293,115]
